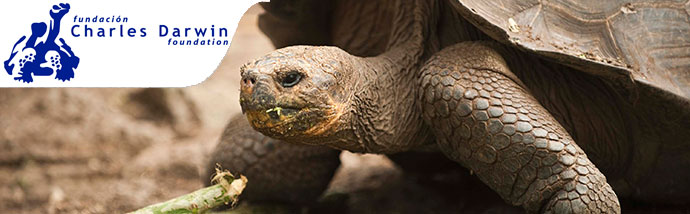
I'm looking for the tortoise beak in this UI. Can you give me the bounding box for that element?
[240,71,276,113]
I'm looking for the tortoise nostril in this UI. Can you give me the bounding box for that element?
[242,76,257,87]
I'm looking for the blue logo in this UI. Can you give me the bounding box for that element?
[4,3,80,83]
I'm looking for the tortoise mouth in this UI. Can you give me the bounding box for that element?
[245,105,303,126]
[244,104,334,138]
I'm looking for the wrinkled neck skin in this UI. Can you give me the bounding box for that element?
[318,0,434,153]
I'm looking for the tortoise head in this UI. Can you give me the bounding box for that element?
[239,46,354,144]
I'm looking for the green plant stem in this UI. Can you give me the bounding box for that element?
[128,171,247,214]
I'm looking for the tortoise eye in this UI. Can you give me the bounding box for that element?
[281,71,302,88]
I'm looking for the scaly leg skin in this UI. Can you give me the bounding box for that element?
[420,42,620,213]
[205,114,341,205]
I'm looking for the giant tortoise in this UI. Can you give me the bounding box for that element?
[207,0,690,213]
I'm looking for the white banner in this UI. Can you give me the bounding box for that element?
[0,0,263,87]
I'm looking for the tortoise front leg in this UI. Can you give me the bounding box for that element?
[206,114,341,205]
[420,42,620,213]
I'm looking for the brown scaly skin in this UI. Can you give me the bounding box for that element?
[234,0,623,213]
[420,42,619,213]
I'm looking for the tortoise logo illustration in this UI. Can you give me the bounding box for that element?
[4,3,80,83]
